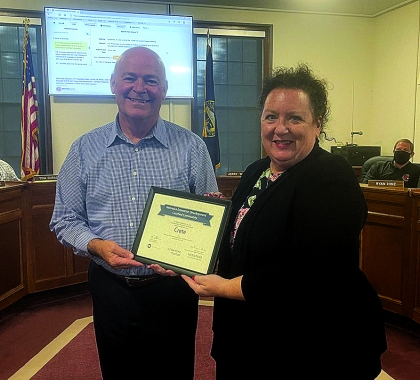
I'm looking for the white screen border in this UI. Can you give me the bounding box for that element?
[44,7,193,98]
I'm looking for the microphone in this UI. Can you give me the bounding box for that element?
[351,131,363,136]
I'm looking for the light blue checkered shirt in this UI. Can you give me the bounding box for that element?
[50,116,218,276]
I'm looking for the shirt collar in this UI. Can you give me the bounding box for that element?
[107,115,169,148]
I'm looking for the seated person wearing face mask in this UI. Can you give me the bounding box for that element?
[362,138,420,187]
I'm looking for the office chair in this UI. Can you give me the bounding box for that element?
[360,156,393,182]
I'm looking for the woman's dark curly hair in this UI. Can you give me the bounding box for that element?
[258,63,331,133]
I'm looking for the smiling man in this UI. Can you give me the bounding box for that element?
[50,46,218,379]
[110,47,168,142]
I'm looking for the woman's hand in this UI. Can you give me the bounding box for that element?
[181,274,245,300]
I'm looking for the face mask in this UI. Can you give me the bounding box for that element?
[394,150,411,165]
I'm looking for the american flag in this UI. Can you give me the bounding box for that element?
[21,21,40,181]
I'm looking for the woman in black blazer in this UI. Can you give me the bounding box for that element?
[181,64,387,378]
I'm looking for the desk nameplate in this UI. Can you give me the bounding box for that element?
[33,174,58,182]
[368,180,404,189]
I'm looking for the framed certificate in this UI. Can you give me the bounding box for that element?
[132,186,232,276]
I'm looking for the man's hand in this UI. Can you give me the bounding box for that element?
[147,263,178,276]
[87,238,143,269]
[204,191,226,199]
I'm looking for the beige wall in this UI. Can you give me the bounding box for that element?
[180,5,376,153]
[1,0,419,170]
[371,3,419,155]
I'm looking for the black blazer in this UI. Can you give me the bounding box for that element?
[212,142,387,374]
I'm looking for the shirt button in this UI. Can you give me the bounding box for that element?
[131,197,136,201]
[133,171,137,176]
[129,222,134,227]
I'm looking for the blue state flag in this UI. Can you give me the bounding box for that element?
[202,37,220,170]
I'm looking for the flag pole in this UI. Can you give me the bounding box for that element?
[23,18,29,95]
[203,29,209,138]
[21,18,40,181]
[202,30,221,171]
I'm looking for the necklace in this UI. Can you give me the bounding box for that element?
[269,163,284,176]
[269,171,281,182]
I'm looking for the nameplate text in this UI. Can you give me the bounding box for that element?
[226,171,243,176]
[368,180,404,189]
[33,174,58,182]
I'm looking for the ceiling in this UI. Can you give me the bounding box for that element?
[119,0,416,17]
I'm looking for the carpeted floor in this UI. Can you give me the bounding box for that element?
[380,318,420,380]
[0,284,215,380]
[0,283,420,380]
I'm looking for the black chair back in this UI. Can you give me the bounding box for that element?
[360,156,393,182]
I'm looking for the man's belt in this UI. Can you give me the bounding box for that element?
[98,264,163,288]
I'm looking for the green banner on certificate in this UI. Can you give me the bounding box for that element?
[131,186,231,276]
